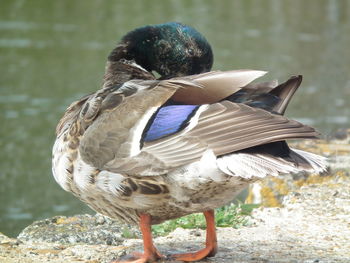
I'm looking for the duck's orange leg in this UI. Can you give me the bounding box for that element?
[170,209,218,261]
[115,213,162,263]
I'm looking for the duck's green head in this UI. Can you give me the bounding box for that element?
[108,22,213,78]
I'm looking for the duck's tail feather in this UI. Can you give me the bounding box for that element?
[224,75,302,115]
[269,75,302,115]
[288,148,328,173]
[217,146,327,179]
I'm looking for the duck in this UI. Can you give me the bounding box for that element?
[52,22,327,263]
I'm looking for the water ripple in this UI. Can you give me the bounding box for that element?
[0,39,51,48]
[0,94,28,103]
[0,20,78,32]
[0,20,38,30]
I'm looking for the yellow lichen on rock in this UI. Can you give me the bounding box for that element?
[246,136,350,208]
[56,217,80,225]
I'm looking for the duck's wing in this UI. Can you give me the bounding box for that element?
[76,70,318,176]
[77,78,180,169]
[140,101,319,170]
[77,70,267,170]
[171,69,267,104]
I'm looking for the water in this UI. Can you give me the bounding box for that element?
[1,0,349,237]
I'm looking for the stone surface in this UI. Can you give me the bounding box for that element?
[17,214,139,246]
[1,174,349,263]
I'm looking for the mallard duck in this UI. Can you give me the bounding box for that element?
[52,22,326,263]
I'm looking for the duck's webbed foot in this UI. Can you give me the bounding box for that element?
[115,250,163,263]
[168,210,217,262]
[113,214,163,263]
[114,210,217,262]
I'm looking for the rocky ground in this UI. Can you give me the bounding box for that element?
[1,132,350,263]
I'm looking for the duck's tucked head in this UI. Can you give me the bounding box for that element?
[108,22,213,78]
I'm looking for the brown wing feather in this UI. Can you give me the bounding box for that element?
[78,70,270,169]
[143,101,319,168]
[79,80,179,169]
[171,70,267,104]
[70,71,318,176]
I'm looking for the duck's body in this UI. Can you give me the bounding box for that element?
[52,23,326,262]
[53,122,252,225]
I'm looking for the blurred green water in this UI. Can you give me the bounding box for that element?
[1,0,349,237]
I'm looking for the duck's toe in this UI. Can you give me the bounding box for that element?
[113,250,163,263]
[167,245,217,262]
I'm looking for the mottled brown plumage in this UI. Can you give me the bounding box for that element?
[52,22,326,263]
[52,68,325,226]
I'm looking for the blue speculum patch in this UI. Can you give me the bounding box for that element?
[143,105,199,142]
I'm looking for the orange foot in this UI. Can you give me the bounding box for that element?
[114,250,163,263]
[113,214,163,263]
[168,245,217,262]
[168,210,217,262]
[114,210,217,263]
